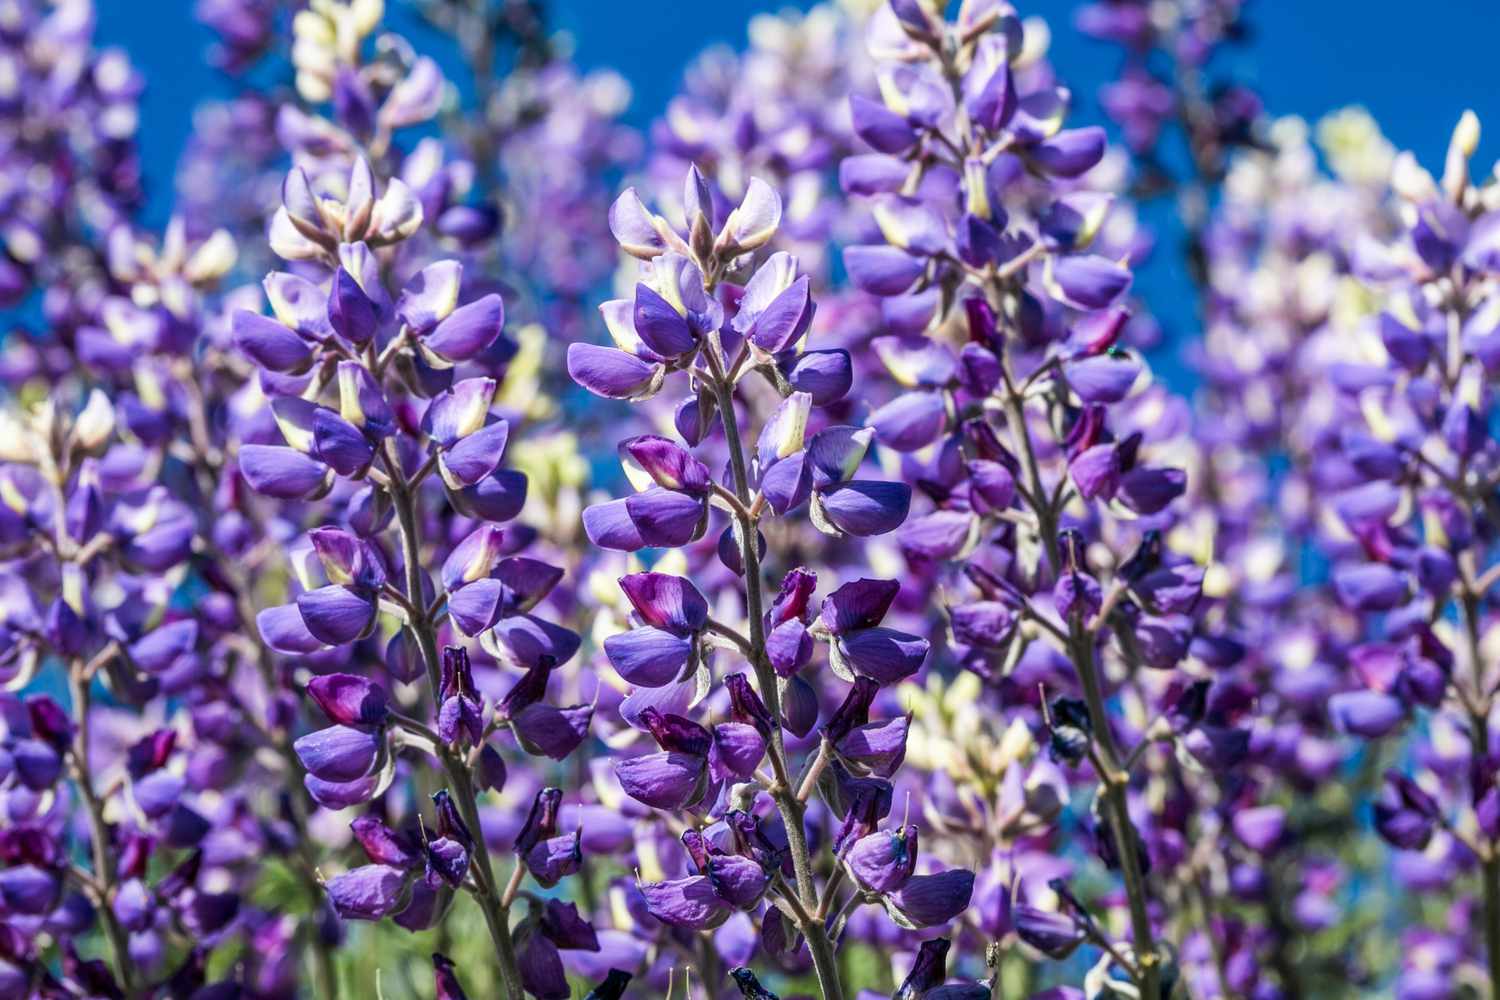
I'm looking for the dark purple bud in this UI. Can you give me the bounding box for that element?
[439,646,474,701]
[768,567,818,625]
[424,836,470,889]
[1373,771,1441,850]
[1132,614,1192,670]
[582,970,633,1000]
[515,788,563,856]
[895,937,950,1000]
[433,953,471,1000]
[431,789,475,851]
[328,266,379,344]
[351,814,417,868]
[523,830,582,888]
[724,673,776,737]
[517,923,569,1000]
[540,898,599,951]
[1117,466,1187,515]
[1181,725,1251,772]
[782,675,820,738]
[125,729,177,779]
[824,677,879,743]
[640,708,712,755]
[26,696,73,750]
[477,745,508,793]
[307,673,388,727]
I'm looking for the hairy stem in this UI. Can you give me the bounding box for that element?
[1067,622,1160,997]
[384,443,525,1000]
[68,660,137,997]
[709,369,847,1000]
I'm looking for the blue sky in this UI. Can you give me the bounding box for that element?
[96,0,1499,386]
[105,1,1500,214]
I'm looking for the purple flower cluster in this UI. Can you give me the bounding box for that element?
[6,0,1500,997]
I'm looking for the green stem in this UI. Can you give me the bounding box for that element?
[384,444,525,1000]
[1067,622,1160,998]
[68,661,138,997]
[1001,381,1058,574]
[1461,587,1500,1000]
[708,369,847,1000]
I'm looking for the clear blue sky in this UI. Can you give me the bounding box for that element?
[97,0,1500,386]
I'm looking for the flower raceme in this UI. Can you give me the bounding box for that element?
[9,0,1497,997]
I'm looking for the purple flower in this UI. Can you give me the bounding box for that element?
[603,573,709,687]
[820,579,930,684]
